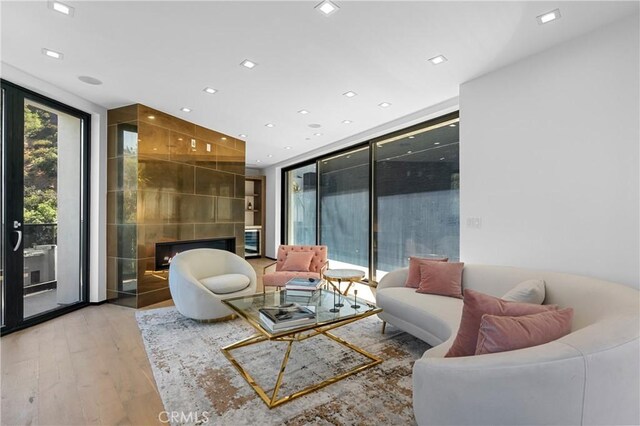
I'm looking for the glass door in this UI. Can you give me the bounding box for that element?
[1,80,89,334]
[318,146,370,279]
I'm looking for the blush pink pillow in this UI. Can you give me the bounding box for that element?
[445,289,559,358]
[404,256,448,288]
[281,251,315,272]
[416,262,464,299]
[475,308,574,355]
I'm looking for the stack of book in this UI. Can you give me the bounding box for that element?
[285,277,323,297]
[258,303,316,332]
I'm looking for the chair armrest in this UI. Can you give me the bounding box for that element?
[319,260,329,275]
[263,261,278,274]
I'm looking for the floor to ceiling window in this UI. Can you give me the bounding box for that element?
[373,118,459,280]
[282,112,459,283]
[1,80,90,335]
[319,146,370,278]
[285,162,317,246]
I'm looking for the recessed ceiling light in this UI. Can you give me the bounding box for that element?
[42,48,63,59]
[314,133,322,136]
[203,87,217,94]
[256,160,262,163]
[407,151,413,154]
[378,102,391,108]
[221,137,227,140]
[78,76,102,85]
[298,110,309,115]
[48,1,74,16]
[434,142,440,145]
[428,55,448,65]
[315,0,339,16]
[408,136,415,139]
[267,154,273,158]
[440,157,445,161]
[147,115,155,120]
[240,59,257,69]
[342,120,352,124]
[449,123,457,127]
[239,134,247,138]
[343,91,357,98]
[537,9,561,25]
[265,123,274,128]
[180,107,192,113]
[284,146,292,150]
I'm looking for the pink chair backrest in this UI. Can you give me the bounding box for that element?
[275,245,328,272]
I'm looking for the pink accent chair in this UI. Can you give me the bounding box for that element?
[262,245,329,293]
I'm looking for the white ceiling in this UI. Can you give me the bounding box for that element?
[1,1,637,167]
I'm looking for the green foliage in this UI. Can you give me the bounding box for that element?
[23,105,58,224]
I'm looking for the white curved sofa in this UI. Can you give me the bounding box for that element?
[169,249,257,321]
[376,264,640,425]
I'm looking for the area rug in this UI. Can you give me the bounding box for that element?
[136,307,430,425]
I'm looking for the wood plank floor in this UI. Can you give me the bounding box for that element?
[1,257,376,425]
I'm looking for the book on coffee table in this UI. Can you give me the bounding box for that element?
[258,303,316,331]
[285,278,323,295]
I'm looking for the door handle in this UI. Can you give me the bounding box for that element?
[12,230,22,252]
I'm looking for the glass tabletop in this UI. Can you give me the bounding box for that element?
[223,289,380,337]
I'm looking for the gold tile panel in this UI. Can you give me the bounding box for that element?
[137,159,195,194]
[107,104,137,125]
[193,223,236,240]
[217,197,245,222]
[195,168,235,197]
[195,125,235,149]
[138,123,170,160]
[138,105,195,135]
[216,144,245,175]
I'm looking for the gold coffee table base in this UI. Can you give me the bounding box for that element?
[221,317,382,409]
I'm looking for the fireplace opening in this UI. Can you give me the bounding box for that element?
[155,237,236,270]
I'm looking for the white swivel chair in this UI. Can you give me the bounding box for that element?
[168,248,257,321]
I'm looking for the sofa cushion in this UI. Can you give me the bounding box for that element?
[263,271,320,287]
[502,279,546,304]
[200,274,250,294]
[475,308,574,355]
[405,256,448,288]
[416,262,464,299]
[281,251,315,272]
[445,289,559,358]
[377,287,463,343]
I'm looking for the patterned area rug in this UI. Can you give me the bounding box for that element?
[136,307,430,425]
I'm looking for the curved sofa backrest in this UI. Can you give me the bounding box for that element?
[462,264,639,330]
[171,248,242,280]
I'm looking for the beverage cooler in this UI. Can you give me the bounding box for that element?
[244,228,261,257]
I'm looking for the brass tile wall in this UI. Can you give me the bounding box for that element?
[107,104,246,308]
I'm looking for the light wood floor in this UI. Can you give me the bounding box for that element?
[1,258,376,425]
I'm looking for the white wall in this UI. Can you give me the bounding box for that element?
[460,15,639,288]
[261,97,460,258]
[2,63,108,301]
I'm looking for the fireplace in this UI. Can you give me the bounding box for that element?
[155,237,236,270]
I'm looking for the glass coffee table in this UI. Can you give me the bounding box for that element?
[222,289,382,408]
